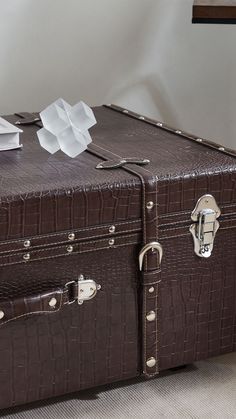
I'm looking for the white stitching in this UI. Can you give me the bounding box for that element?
[0,240,139,267]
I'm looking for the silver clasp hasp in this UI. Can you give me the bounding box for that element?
[190,194,221,258]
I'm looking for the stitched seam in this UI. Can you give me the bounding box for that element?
[0,227,142,255]
[0,234,140,260]
[0,240,139,267]
[143,286,147,375]
[0,219,142,247]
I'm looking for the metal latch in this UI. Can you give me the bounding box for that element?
[77,275,101,305]
[66,275,101,305]
[190,194,221,258]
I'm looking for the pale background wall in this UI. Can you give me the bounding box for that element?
[0,0,235,149]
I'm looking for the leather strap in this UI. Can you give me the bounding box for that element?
[14,112,41,126]
[88,143,162,378]
[0,282,85,326]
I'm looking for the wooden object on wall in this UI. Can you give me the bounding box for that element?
[193,0,236,23]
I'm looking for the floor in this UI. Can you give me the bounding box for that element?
[1,353,236,419]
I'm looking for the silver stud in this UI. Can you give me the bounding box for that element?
[219,146,225,151]
[196,138,203,142]
[67,245,73,253]
[67,190,71,195]
[97,284,102,290]
[157,122,163,127]
[146,311,156,322]
[176,130,182,134]
[149,286,155,293]
[146,357,156,368]
[109,238,115,246]
[23,253,30,261]
[78,300,84,305]
[68,233,75,241]
[146,201,154,210]
[49,297,57,308]
[109,225,116,234]
[0,310,5,320]
[123,109,129,114]
[24,239,31,248]
[139,116,145,120]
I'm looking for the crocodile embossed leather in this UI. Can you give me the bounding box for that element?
[0,105,235,410]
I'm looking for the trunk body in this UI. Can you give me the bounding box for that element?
[0,105,235,409]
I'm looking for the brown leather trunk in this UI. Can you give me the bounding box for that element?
[0,105,235,410]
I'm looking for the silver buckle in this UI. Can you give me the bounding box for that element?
[139,242,163,271]
[190,194,221,258]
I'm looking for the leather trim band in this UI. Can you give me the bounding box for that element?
[104,104,236,158]
[87,142,162,378]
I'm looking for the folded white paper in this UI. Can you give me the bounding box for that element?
[37,99,97,158]
[0,117,23,151]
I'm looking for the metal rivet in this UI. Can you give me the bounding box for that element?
[109,225,116,234]
[157,122,163,127]
[67,190,71,195]
[97,284,102,290]
[139,116,145,120]
[68,233,75,241]
[78,300,84,305]
[146,357,156,368]
[79,274,85,281]
[109,238,115,246]
[23,253,30,261]
[146,201,154,210]
[24,240,31,248]
[67,245,73,253]
[176,130,182,134]
[146,311,156,322]
[149,286,155,293]
[123,110,129,114]
[219,146,225,151]
[196,138,203,142]
[49,297,57,308]
[0,310,5,320]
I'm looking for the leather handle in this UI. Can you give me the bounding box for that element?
[0,279,101,326]
[0,288,65,326]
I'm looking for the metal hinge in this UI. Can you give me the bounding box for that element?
[190,194,221,258]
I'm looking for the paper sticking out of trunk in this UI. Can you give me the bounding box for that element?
[0,117,23,151]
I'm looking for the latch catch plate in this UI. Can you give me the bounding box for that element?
[77,275,101,305]
[190,194,221,258]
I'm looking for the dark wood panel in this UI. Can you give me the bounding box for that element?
[193,0,236,23]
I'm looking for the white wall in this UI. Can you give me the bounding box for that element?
[0,0,235,149]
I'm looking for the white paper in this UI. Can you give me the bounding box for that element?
[0,117,23,151]
[37,99,97,158]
